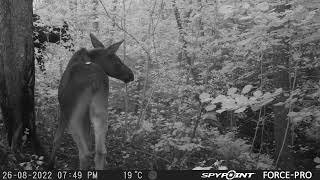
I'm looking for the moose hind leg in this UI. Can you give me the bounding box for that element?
[69,112,91,170]
[48,122,64,169]
[90,93,107,170]
[70,127,91,170]
[49,112,68,169]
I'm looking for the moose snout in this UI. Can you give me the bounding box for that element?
[124,72,134,83]
[129,72,134,81]
[129,72,134,82]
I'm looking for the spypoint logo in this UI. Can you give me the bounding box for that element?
[201,170,255,179]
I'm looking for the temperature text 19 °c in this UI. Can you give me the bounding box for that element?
[123,171,143,179]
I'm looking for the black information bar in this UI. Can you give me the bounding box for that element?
[1,170,320,180]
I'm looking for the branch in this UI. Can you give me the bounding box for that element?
[97,0,151,57]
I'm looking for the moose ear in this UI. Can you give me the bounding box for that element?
[106,40,124,54]
[90,33,105,48]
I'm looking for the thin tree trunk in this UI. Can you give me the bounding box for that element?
[112,0,118,28]
[92,0,99,32]
[142,0,157,101]
[0,0,41,153]
[272,50,294,169]
[172,0,199,84]
[272,0,294,170]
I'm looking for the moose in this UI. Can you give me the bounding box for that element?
[48,34,134,169]
[33,14,74,71]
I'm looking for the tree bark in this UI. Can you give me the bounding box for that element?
[0,0,41,153]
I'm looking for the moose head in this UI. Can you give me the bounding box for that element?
[88,33,134,83]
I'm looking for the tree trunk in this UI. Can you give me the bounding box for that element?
[272,50,294,169]
[272,0,294,170]
[92,0,99,32]
[172,0,199,84]
[0,0,41,153]
[112,0,118,29]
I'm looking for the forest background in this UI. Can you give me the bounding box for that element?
[1,0,320,170]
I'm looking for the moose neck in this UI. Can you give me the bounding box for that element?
[86,49,112,81]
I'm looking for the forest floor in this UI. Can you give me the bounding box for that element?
[40,120,154,170]
[0,112,154,170]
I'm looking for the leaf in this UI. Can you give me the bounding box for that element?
[200,93,211,103]
[203,112,217,121]
[274,88,283,96]
[256,162,272,169]
[205,104,216,111]
[235,95,249,106]
[216,109,226,113]
[200,93,210,99]
[19,163,25,167]
[249,96,257,102]
[222,98,237,110]
[227,88,238,95]
[142,121,153,132]
[235,107,247,113]
[218,166,228,170]
[277,65,287,70]
[292,116,304,124]
[47,89,58,97]
[257,2,269,11]
[274,102,284,106]
[262,92,272,99]
[313,157,320,164]
[22,135,27,142]
[253,90,263,98]
[177,143,199,151]
[287,112,298,118]
[193,166,213,170]
[212,95,227,104]
[123,154,130,159]
[25,163,32,170]
[260,98,274,106]
[237,38,252,47]
[251,104,261,111]
[241,85,253,94]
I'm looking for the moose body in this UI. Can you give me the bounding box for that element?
[49,34,134,170]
